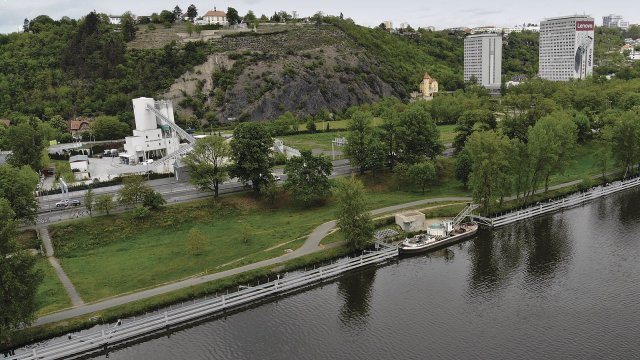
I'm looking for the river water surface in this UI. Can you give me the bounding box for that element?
[99,189,640,359]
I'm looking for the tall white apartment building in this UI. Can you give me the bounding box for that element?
[603,14,629,31]
[464,33,502,90]
[539,15,595,81]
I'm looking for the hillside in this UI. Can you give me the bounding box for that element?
[1,14,636,127]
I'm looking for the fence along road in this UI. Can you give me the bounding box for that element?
[7,246,398,360]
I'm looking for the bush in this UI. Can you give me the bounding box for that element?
[132,205,151,220]
[143,190,166,210]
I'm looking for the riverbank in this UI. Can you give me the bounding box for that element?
[4,168,634,351]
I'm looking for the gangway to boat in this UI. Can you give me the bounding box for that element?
[450,203,480,227]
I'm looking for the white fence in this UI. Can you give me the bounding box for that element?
[477,176,640,228]
[6,247,397,360]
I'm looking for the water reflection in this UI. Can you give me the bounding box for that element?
[616,189,640,227]
[525,216,572,284]
[467,215,572,298]
[337,268,376,329]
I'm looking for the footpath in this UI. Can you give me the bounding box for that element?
[34,196,471,326]
[32,173,617,326]
[38,227,84,307]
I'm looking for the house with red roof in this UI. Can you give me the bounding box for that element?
[202,7,228,26]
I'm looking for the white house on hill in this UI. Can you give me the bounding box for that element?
[202,8,227,26]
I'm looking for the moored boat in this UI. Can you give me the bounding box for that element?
[398,222,478,255]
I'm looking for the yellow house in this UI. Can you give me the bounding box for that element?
[419,72,438,99]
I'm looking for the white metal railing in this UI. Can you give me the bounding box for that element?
[6,247,397,360]
[486,176,640,228]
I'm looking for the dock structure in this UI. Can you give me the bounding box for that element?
[472,176,640,229]
[7,246,397,360]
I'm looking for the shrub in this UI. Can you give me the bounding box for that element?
[133,205,151,220]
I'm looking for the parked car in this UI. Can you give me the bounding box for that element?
[70,199,81,206]
[55,200,69,207]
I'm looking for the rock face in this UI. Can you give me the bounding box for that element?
[162,25,398,122]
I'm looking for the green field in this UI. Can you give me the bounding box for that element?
[279,124,458,155]
[50,177,469,302]
[35,258,72,316]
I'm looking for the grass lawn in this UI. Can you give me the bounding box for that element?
[35,258,72,316]
[548,141,613,185]
[49,175,470,302]
[279,124,458,155]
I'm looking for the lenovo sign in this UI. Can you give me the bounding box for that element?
[576,21,594,31]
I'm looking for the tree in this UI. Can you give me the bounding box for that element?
[612,111,640,178]
[465,131,512,214]
[595,126,614,181]
[407,161,437,194]
[142,190,166,210]
[379,114,399,169]
[95,194,114,215]
[6,122,44,171]
[173,6,182,20]
[0,198,40,342]
[306,119,317,133]
[121,12,137,42]
[91,116,130,140]
[84,188,94,217]
[118,176,150,206]
[183,135,230,198]
[526,112,578,195]
[227,7,242,25]
[22,18,29,32]
[453,109,496,153]
[230,123,273,193]
[345,111,385,175]
[0,165,39,221]
[455,151,473,188]
[185,21,194,37]
[186,4,198,22]
[260,178,280,206]
[244,10,257,23]
[396,104,442,163]
[49,115,68,134]
[284,150,333,206]
[335,177,374,250]
[159,10,176,24]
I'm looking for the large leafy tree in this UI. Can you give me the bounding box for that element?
[0,165,39,221]
[227,7,242,25]
[183,135,230,198]
[230,122,273,193]
[284,150,333,206]
[345,111,385,175]
[612,110,640,178]
[0,198,41,342]
[465,131,512,214]
[334,177,373,250]
[91,116,130,140]
[186,4,198,22]
[407,161,437,194]
[6,121,44,171]
[121,12,137,42]
[396,104,442,163]
[118,176,151,206]
[453,109,496,153]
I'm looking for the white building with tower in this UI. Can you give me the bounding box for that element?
[121,98,182,165]
[539,15,595,81]
[464,33,502,92]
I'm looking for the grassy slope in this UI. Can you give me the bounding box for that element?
[50,178,469,302]
[35,258,72,316]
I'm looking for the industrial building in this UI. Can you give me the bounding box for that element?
[539,15,595,81]
[463,33,502,92]
[121,98,181,165]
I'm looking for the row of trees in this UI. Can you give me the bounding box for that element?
[0,164,41,342]
[84,176,166,217]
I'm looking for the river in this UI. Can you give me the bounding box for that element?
[98,189,640,359]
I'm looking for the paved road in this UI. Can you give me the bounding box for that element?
[34,196,470,326]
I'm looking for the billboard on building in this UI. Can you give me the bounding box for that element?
[574,20,594,79]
